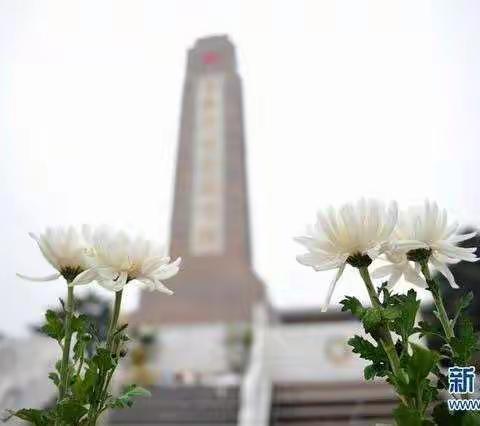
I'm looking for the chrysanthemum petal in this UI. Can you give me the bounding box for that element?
[403,265,426,288]
[387,269,403,289]
[321,263,346,312]
[448,231,477,244]
[296,253,344,271]
[392,240,428,251]
[141,256,171,275]
[153,258,182,280]
[16,272,61,282]
[434,242,478,262]
[371,265,396,279]
[153,280,174,295]
[430,257,459,289]
[71,268,97,285]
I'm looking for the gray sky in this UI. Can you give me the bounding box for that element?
[1,0,480,336]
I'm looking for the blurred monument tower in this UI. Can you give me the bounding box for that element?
[139,35,264,324]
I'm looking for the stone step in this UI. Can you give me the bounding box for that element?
[109,385,239,425]
[270,382,397,426]
[110,408,238,423]
[273,381,396,405]
[272,420,392,426]
[272,401,397,420]
[111,424,237,426]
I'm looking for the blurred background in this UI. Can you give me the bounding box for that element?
[1,1,480,425]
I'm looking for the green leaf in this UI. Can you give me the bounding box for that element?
[109,384,151,409]
[73,334,89,362]
[56,401,88,424]
[393,404,424,426]
[383,306,402,320]
[415,320,445,340]
[71,314,90,334]
[54,360,62,376]
[362,308,383,333]
[340,296,365,318]
[408,343,438,385]
[92,348,115,371]
[41,310,64,341]
[72,367,97,402]
[391,289,421,340]
[452,291,474,328]
[6,408,51,426]
[348,335,389,379]
[114,323,128,337]
[378,281,392,304]
[451,316,479,365]
[348,335,381,361]
[48,372,60,387]
[363,364,377,380]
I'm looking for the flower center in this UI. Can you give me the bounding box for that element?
[346,253,372,268]
[60,266,84,283]
[406,248,431,263]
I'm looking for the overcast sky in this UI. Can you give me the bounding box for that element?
[1,1,480,336]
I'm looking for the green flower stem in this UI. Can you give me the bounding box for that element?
[419,261,454,341]
[106,289,123,347]
[358,267,402,378]
[59,284,74,401]
[88,290,123,425]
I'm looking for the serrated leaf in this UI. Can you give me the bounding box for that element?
[71,314,90,334]
[362,308,383,332]
[378,281,392,304]
[92,348,115,371]
[415,320,445,340]
[7,408,51,426]
[73,337,87,362]
[56,401,88,423]
[340,296,364,318]
[451,316,479,365]
[48,372,60,387]
[41,309,64,341]
[409,343,438,384]
[364,364,377,380]
[114,323,128,337]
[452,291,474,328]
[348,335,389,380]
[72,367,97,403]
[109,384,151,409]
[383,306,402,320]
[391,289,421,341]
[393,404,424,426]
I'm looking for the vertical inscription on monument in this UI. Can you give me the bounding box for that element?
[190,75,225,255]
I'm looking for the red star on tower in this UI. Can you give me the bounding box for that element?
[202,51,219,65]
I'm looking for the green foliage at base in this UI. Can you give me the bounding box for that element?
[341,282,480,426]
[4,301,150,425]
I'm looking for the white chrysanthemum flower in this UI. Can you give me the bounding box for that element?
[17,226,97,285]
[85,226,181,294]
[376,200,478,289]
[371,252,425,289]
[295,198,398,311]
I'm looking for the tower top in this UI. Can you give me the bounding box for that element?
[187,35,237,74]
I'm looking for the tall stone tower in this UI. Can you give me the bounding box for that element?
[139,35,264,324]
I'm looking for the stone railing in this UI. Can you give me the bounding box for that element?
[238,304,272,426]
